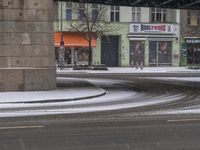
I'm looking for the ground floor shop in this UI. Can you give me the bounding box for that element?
[55,47,89,66]
[185,38,200,65]
[128,38,179,67]
[54,32,96,67]
[128,23,180,67]
[54,23,180,67]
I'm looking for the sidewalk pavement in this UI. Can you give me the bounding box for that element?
[0,78,106,104]
[57,67,200,74]
[57,67,200,88]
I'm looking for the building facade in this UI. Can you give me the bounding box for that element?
[180,10,200,66]
[54,2,180,67]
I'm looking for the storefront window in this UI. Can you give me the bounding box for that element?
[77,48,89,62]
[187,46,200,64]
[130,41,144,66]
[149,41,172,66]
[55,47,59,64]
[149,41,157,64]
[158,42,172,63]
[65,48,72,64]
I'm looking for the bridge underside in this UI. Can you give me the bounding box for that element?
[55,0,200,9]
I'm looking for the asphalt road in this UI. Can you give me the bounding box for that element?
[1,115,200,150]
[0,74,200,150]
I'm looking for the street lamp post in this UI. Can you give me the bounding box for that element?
[59,2,65,70]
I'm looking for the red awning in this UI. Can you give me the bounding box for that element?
[54,32,96,48]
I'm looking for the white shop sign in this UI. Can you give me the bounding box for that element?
[129,23,177,34]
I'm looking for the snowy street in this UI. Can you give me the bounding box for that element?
[0,67,200,117]
[0,74,200,150]
[0,78,187,117]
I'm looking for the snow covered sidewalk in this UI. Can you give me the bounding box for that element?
[58,67,200,74]
[0,78,106,104]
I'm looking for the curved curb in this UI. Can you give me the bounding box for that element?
[0,78,106,104]
[13,90,106,104]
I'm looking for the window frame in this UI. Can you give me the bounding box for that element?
[187,10,200,26]
[110,6,120,22]
[132,7,141,22]
[66,2,72,20]
[151,8,167,22]
[78,3,85,20]
[92,4,98,20]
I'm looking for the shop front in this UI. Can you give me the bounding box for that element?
[54,32,96,67]
[185,38,200,65]
[129,23,179,67]
[149,40,172,66]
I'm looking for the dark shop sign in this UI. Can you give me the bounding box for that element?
[186,39,200,44]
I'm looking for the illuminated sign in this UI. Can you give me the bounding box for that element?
[129,23,177,34]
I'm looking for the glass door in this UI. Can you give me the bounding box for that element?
[149,41,172,66]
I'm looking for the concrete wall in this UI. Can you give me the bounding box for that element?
[141,8,150,22]
[120,6,132,22]
[0,0,56,92]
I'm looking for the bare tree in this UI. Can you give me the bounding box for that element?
[70,3,113,66]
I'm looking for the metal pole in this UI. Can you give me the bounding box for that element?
[156,42,159,67]
[59,2,65,70]
[60,2,63,41]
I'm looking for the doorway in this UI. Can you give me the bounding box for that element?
[101,36,119,67]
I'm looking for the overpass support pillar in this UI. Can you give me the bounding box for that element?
[0,0,56,91]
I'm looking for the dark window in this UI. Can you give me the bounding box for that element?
[187,10,200,26]
[79,9,85,20]
[66,2,72,20]
[110,12,114,22]
[66,9,72,20]
[115,12,119,22]
[110,6,120,22]
[187,11,191,25]
[79,3,85,20]
[92,4,98,20]
[151,8,167,22]
[132,7,141,22]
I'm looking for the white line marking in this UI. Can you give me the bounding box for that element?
[167,118,200,122]
[0,125,45,130]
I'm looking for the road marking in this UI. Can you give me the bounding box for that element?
[167,118,200,122]
[0,125,45,130]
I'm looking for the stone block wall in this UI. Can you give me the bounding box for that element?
[0,0,56,91]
